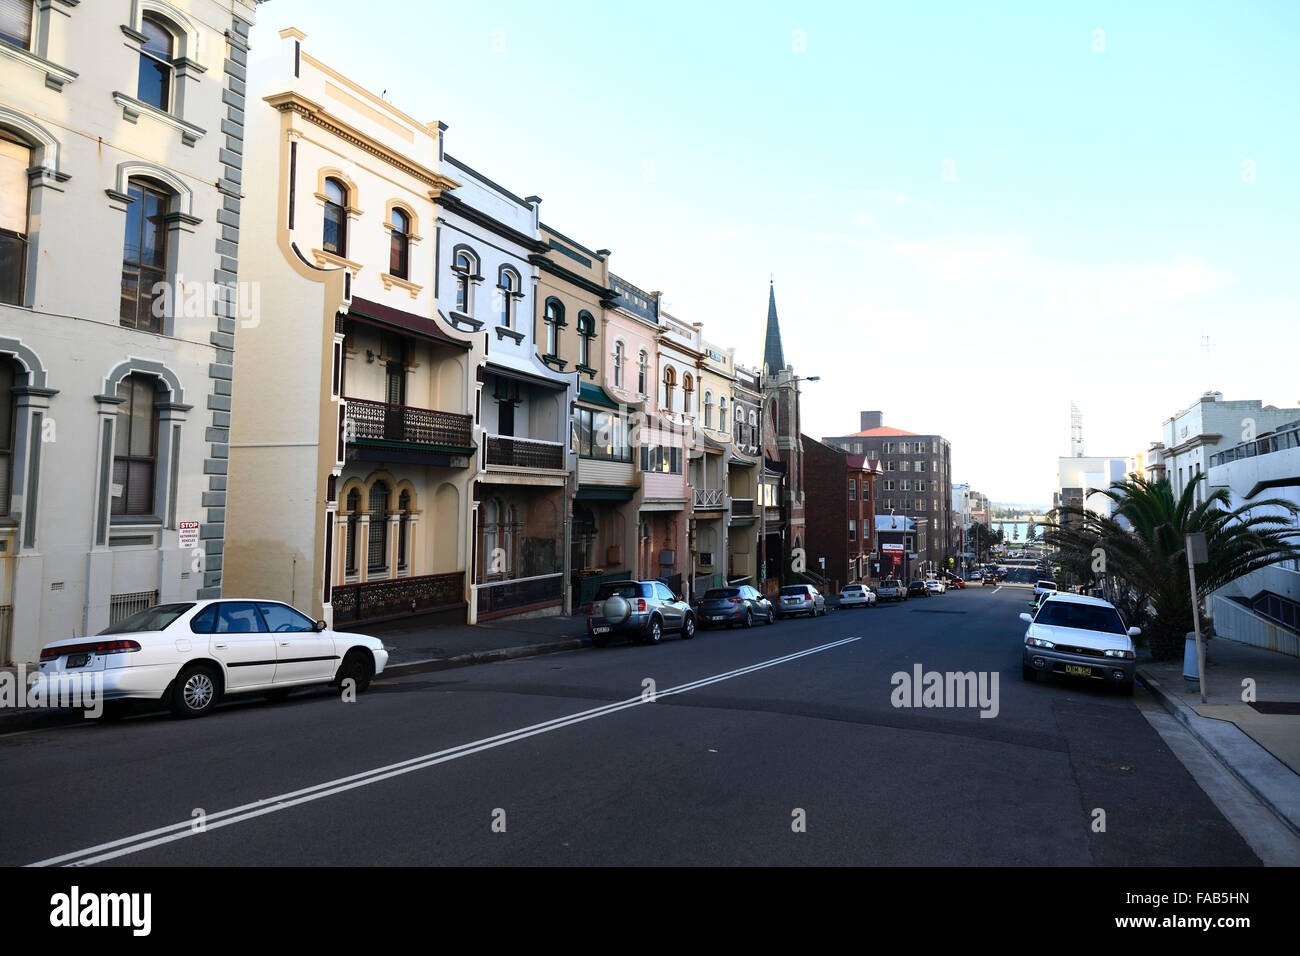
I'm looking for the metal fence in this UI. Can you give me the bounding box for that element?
[109,590,157,625]
[1210,596,1299,658]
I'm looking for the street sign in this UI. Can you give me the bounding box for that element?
[882,543,904,553]
[1187,532,1208,564]
[179,521,200,549]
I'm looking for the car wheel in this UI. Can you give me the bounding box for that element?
[767,608,775,624]
[1022,664,1037,682]
[743,609,753,629]
[681,615,696,640]
[647,618,663,644]
[336,650,374,693]
[170,664,221,718]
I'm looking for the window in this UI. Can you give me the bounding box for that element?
[214,602,265,634]
[703,391,713,428]
[137,16,174,112]
[884,480,894,491]
[345,489,360,573]
[886,461,895,471]
[662,366,676,411]
[368,481,390,572]
[257,602,314,632]
[577,311,594,368]
[397,489,410,571]
[0,131,30,305]
[544,298,563,356]
[496,267,516,327]
[613,341,624,387]
[916,460,925,472]
[854,442,864,454]
[120,179,169,332]
[453,249,477,314]
[112,375,157,516]
[719,397,727,430]
[574,408,632,461]
[682,374,694,415]
[849,520,856,541]
[0,359,13,515]
[849,479,856,500]
[900,460,910,472]
[637,351,648,394]
[884,442,895,454]
[323,178,347,257]
[388,207,409,279]
[640,443,682,474]
[0,1,33,49]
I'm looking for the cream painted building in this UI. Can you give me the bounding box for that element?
[0,0,260,663]
[226,29,479,628]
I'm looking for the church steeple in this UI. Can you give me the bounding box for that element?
[763,280,785,375]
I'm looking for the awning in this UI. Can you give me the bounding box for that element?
[485,361,570,391]
[577,382,623,410]
[576,484,636,501]
[345,296,470,350]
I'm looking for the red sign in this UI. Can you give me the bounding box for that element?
[891,554,902,567]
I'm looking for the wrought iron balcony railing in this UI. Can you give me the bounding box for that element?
[485,434,565,470]
[344,397,473,449]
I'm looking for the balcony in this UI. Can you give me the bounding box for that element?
[730,497,755,517]
[694,488,726,511]
[485,435,565,470]
[345,397,473,450]
[331,571,465,625]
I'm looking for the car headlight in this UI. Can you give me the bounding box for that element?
[1104,649,1135,659]
[1026,637,1055,649]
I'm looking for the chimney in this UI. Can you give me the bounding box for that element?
[860,411,883,432]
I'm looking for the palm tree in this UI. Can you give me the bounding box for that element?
[1041,474,1300,660]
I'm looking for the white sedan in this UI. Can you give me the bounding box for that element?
[1021,592,1140,694]
[837,584,877,609]
[34,599,389,718]
[923,578,946,595]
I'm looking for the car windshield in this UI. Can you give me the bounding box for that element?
[595,582,641,600]
[1034,601,1126,634]
[780,586,809,597]
[1037,581,1056,589]
[703,588,739,600]
[98,603,195,635]
[883,579,900,587]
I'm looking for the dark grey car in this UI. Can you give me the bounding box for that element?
[697,586,775,629]
[775,584,826,619]
[586,580,696,646]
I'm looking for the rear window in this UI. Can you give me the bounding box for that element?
[1034,601,1125,634]
[99,603,194,635]
[882,579,900,587]
[1037,581,1057,589]
[703,588,739,599]
[595,581,644,600]
[780,586,810,597]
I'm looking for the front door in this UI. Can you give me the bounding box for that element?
[258,602,338,684]
[206,601,277,690]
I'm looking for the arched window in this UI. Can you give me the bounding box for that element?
[719,396,728,431]
[452,248,477,314]
[637,351,648,395]
[368,481,390,573]
[112,374,158,516]
[577,311,594,369]
[345,489,361,573]
[0,131,31,305]
[388,207,409,279]
[137,16,175,112]
[703,390,713,428]
[613,341,624,388]
[544,298,563,357]
[120,177,171,332]
[397,489,411,571]
[662,366,676,411]
[682,374,694,415]
[323,177,347,256]
[498,267,518,327]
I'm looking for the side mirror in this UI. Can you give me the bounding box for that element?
[1019,613,1033,624]
[314,620,328,632]
[1127,626,1142,638]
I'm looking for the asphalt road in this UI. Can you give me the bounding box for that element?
[0,585,1260,866]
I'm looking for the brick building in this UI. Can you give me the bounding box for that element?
[801,436,879,591]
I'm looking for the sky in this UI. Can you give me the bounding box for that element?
[249,0,1300,506]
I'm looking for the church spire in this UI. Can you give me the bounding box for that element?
[763,280,785,375]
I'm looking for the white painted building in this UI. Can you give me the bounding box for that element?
[0,0,260,664]
[1056,456,1127,519]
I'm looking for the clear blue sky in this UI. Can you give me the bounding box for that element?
[251,0,1300,505]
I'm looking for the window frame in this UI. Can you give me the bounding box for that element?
[322,177,348,258]
[136,15,175,114]
[388,206,410,279]
[119,178,171,333]
[111,374,159,518]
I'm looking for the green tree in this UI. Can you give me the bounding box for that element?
[1041,474,1300,660]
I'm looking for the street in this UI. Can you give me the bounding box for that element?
[1,585,1261,866]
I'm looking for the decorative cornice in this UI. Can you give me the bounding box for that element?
[265,91,460,193]
[0,38,78,91]
[435,192,549,253]
[380,272,422,299]
[531,253,615,300]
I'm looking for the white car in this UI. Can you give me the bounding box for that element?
[923,578,946,595]
[34,599,389,718]
[1033,579,1059,599]
[837,584,877,609]
[1021,592,1140,694]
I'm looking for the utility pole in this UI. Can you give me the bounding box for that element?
[1186,532,1209,703]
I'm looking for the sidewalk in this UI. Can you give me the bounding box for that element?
[366,610,591,674]
[1138,635,1300,836]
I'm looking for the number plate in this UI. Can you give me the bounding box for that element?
[592,626,610,635]
[710,616,725,621]
[1064,664,1093,677]
[66,653,91,668]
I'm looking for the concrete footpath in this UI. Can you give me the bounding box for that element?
[1138,636,1300,838]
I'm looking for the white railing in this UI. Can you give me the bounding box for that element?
[694,488,726,508]
[1210,597,1299,658]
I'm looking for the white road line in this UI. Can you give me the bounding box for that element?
[29,636,860,867]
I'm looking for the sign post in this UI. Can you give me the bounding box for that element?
[1186,532,1208,703]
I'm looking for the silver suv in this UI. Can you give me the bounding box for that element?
[587,580,696,646]
[775,584,826,619]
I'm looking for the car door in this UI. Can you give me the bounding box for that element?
[203,601,277,690]
[656,583,682,630]
[257,602,338,684]
[748,587,771,619]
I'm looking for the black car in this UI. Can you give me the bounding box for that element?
[697,586,775,628]
[907,580,930,598]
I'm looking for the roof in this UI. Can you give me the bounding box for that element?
[1042,592,1116,609]
[762,282,785,373]
[842,426,919,438]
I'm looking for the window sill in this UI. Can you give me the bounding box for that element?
[541,354,567,371]
[494,326,524,344]
[311,248,364,273]
[380,272,422,299]
[110,516,163,527]
[112,91,206,146]
[575,364,597,378]
[444,310,483,332]
[0,40,77,91]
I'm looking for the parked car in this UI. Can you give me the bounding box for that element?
[947,576,967,590]
[775,584,827,618]
[1034,579,1059,599]
[907,580,931,598]
[923,578,946,595]
[697,585,774,628]
[837,583,877,609]
[981,573,998,587]
[876,578,908,602]
[1020,592,1140,694]
[588,580,696,645]
[33,599,389,719]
